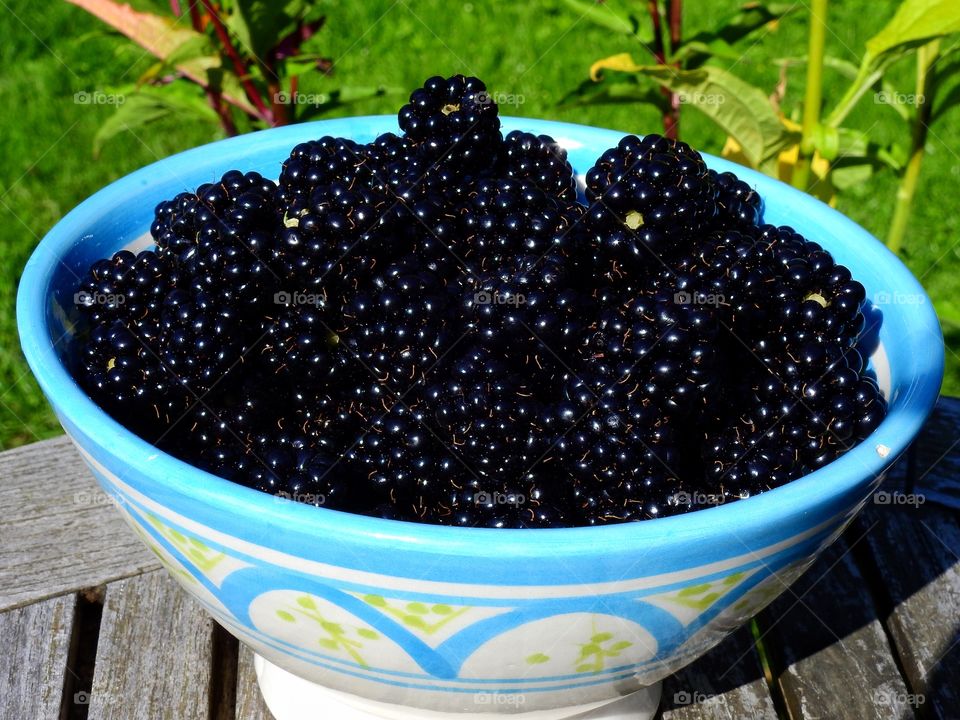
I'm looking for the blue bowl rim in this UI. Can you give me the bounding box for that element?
[16,115,944,558]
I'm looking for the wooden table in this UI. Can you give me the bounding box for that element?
[2,399,958,720]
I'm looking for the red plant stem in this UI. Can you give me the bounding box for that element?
[198,0,272,123]
[647,0,665,64]
[267,70,290,126]
[664,0,682,139]
[648,0,678,138]
[169,0,182,15]
[187,0,202,30]
[183,1,237,135]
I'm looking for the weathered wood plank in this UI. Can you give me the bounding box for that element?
[907,396,960,508]
[88,571,216,720]
[235,644,275,720]
[0,592,76,720]
[0,435,160,612]
[856,501,960,719]
[661,626,778,719]
[758,536,915,719]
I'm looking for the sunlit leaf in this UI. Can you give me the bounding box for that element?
[627,65,795,168]
[92,85,220,156]
[590,53,646,82]
[557,0,647,39]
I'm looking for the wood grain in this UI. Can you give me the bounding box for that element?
[758,536,915,719]
[661,626,778,719]
[0,592,76,720]
[857,502,960,719]
[87,571,216,720]
[235,644,275,720]
[0,435,160,612]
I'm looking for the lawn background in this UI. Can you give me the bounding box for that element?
[2,0,958,449]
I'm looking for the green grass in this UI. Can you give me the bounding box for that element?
[2,0,958,448]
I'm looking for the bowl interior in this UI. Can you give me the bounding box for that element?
[17,115,944,560]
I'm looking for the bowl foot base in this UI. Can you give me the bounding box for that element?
[253,655,661,720]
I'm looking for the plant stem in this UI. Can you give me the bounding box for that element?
[887,40,939,254]
[824,64,882,128]
[667,0,682,138]
[184,1,237,135]
[792,0,828,191]
[198,0,273,123]
[647,0,677,138]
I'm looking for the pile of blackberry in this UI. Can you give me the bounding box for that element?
[70,74,886,528]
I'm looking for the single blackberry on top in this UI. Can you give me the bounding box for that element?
[277,136,365,213]
[75,249,176,326]
[711,170,762,229]
[181,175,282,308]
[151,171,280,268]
[398,75,501,173]
[584,134,717,260]
[498,130,577,201]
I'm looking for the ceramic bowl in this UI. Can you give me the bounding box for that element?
[17,116,943,719]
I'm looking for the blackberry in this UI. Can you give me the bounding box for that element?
[711,170,762,229]
[398,75,501,174]
[151,171,280,273]
[584,134,717,260]
[260,304,340,381]
[498,130,577,201]
[337,259,461,394]
[157,288,255,395]
[75,249,176,326]
[277,136,365,213]
[78,319,189,434]
[450,178,582,274]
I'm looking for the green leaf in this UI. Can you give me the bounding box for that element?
[591,632,613,643]
[226,0,322,60]
[866,0,960,63]
[627,65,795,169]
[66,0,258,116]
[92,85,219,155]
[680,1,794,65]
[609,640,633,652]
[363,594,387,608]
[276,610,296,622]
[556,0,648,40]
[356,628,379,640]
[525,653,550,665]
[318,638,339,651]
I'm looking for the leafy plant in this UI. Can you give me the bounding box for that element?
[565,0,960,255]
[66,0,397,153]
